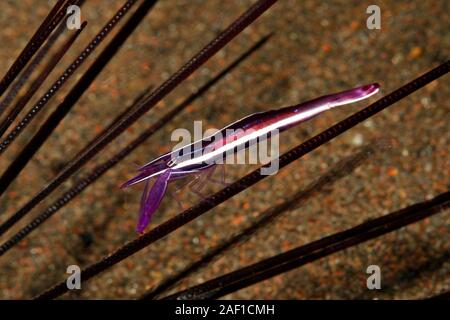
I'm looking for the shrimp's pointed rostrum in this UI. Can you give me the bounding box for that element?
[122,83,380,233]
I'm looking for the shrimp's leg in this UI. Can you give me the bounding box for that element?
[187,165,229,200]
[206,164,230,187]
[169,176,193,210]
[188,184,208,200]
[188,170,213,200]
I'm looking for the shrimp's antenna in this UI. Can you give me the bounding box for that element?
[121,162,169,188]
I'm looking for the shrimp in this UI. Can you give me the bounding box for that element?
[122,83,380,233]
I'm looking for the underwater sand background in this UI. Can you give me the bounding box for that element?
[0,0,448,299]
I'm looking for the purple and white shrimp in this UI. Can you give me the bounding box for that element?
[122,83,380,233]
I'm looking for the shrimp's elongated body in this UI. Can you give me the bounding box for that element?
[122,83,380,233]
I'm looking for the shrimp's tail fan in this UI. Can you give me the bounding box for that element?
[136,169,172,233]
[326,83,380,108]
